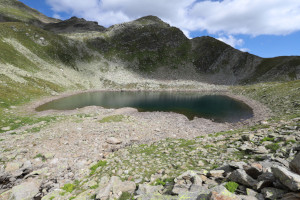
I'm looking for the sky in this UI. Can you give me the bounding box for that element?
[19,0,300,58]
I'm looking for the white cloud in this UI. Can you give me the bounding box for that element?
[240,48,250,52]
[46,0,300,36]
[217,35,244,48]
[52,13,62,19]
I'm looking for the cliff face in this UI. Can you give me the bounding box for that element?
[0,0,299,85]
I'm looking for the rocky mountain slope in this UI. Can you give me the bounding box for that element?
[0,0,299,86]
[0,1,299,200]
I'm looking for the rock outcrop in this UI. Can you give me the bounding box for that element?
[44,17,106,33]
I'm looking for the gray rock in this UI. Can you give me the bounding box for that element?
[246,188,258,197]
[244,163,263,179]
[113,180,136,194]
[136,184,163,195]
[136,193,178,200]
[172,182,190,195]
[261,187,286,199]
[41,189,64,200]
[229,161,247,169]
[272,166,300,191]
[209,186,240,200]
[106,137,122,144]
[228,169,258,188]
[290,152,300,175]
[209,170,225,178]
[238,195,258,200]
[172,170,202,195]
[215,165,234,176]
[179,192,209,200]
[10,180,41,200]
[5,162,22,173]
[96,176,135,200]
[257,172,276,182]
[256,180,273,190]
[273,157,289,167]
[254,146,269,154]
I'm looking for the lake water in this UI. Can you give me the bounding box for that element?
[36,91,253,122]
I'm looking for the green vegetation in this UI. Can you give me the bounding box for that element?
[232,80,300,118]
[34,153,46,162]
[265,143,280,152]
[152,178,166,186]
[62,183,76,193]
[118,192,134,200]
[260,137,275,143]
[90,160,107,175]
[99,115,126,123]
[225,182,239,193]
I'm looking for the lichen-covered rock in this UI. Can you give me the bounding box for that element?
[261,187,286,199]
[209,186,240,200]
[10,180,41,200]
[272,166,300,191]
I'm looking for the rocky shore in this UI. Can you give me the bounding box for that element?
[0,106,298,199]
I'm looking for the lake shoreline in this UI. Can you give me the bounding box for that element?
[24,88,271,128]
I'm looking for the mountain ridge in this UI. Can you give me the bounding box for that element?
[0,0,299,86]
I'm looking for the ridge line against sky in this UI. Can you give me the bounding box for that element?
[20,0,300,58]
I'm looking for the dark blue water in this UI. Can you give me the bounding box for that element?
[36,91,253,122]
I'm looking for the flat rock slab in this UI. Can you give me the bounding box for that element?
[228,169,258,188]
[272,166,300,191]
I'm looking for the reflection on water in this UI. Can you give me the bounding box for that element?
[36,91,253,123]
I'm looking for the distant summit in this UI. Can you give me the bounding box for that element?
[44,16,106,33]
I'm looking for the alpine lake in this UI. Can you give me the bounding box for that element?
[36,91,253,123]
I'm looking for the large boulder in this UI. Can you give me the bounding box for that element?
[10,180,41,200]
[228,169,258,188]
[136,184,163,196]
[272,166,300,191]
[172,170,202,195]
[290,152,300,175]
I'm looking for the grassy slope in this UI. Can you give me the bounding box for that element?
[231,80,300,119]
[0,22,95,133]
[0,0,59,23]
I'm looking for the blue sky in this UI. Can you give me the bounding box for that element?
[20,0,300,58]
